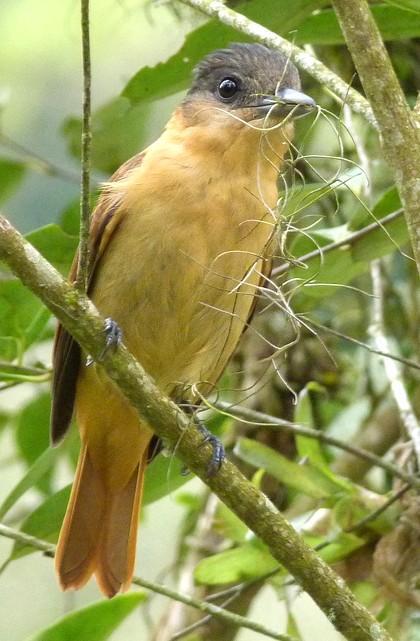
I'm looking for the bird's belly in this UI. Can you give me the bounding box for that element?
[90,194,272,398]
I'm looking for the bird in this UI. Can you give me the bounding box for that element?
[51,42,315,598]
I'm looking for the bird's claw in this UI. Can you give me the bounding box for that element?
[103,317,123,347]
[86,318,123,366]
[176,401,225,477]
[198,423,225,477]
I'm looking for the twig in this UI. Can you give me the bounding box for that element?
[0,523,54,557]
[0,133,81,184]
[310,484,409,557]
[0,215,394,641]
[169,589,249,641]
[179,0,377,128]
[76,0,92,291]
[0,524,295,641]
[333,401,400,481]
[272,209,404,279]
[271,206,420,371]
[343,484,411,535]
[305,317,420,372]
[0,362,50,376]
[213,400,420,490]
[152,492,219,641]
[134,575,292,641]
[370,261,420,466]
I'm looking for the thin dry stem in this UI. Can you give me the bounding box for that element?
[370,261,420,466]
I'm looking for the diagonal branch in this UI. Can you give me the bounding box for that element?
[0,214,393,641]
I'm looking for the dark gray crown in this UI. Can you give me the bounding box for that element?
[186,43,300,107]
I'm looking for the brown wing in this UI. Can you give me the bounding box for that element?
[50,152,145,444]
[203,250,274,399]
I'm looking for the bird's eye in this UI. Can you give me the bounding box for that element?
[217,77,239,100]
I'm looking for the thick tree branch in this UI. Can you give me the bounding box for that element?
[179,0,377,128]
[0,214,393,641]
[331,0,420,276]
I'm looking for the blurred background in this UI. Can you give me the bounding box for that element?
[0,1,419,640]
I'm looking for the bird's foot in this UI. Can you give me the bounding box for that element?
[197,422,225,477]
[177,401,225,477]
[86,317,123,366]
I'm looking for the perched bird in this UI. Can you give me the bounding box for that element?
[51,43,315,597]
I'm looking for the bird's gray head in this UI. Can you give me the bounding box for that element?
[184,43,315,121]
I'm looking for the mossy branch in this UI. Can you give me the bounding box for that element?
[0,214,393,641]
[331,0,420,276]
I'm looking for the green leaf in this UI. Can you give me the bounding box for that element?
[289,243,368,301]
[59,199,81,236]
[279,182,337,220]
[287,612,303,639]
[234,437,345,499]
[287,184,408,302]
[333,493,397,535]
[0,280,45,354]
[294,385,328,470]
[144,412,229,503]
[0,336,19,361]
[24,593,145,641]
[0,412,8,433]
[16,391,51,457]
[62,97,151,174]
[351,190,408,263]
[123,0,327,105]
[305,532,366,564]
[214,502,248,543]
[0,158,26,204]
[23,307,51,350]
[7,486,70,563]
[0,447,58,520]
[15,392,55,495]
[143,453,189,505]
[382,0,420,14]
[195,539,278,585]
[349,186,401,231]
[294,5,420,44]
[26,224,78,275]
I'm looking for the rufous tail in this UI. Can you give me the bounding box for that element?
[55,444,147,597]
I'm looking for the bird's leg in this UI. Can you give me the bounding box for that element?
[181,402,225,477]
[197,421,225,477]
[86,317,123,366]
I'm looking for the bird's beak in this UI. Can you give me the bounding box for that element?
[258,87,317,119]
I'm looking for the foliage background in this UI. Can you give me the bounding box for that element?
[0,1,419,640]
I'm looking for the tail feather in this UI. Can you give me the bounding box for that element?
[56,444,147,597]
[96,451,147,597]
[55,445,106,590]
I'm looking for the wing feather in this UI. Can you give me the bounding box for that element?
[50,152,145,444]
